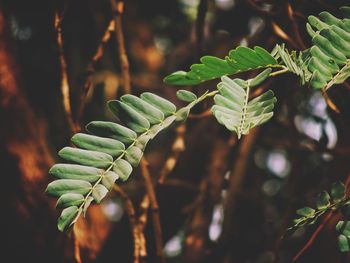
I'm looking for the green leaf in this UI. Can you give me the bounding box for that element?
[47,91,201,231]
[58,147,113,168]
[163,46,277,86]
[175,107,190,122]
[316,191,330,210]
[273,45,306,81]
[331,181,345,202]
[56,193,85,208]
[334,63,350,84]
[46,179,92,197]
[71,133,125,157]
[337,221,350,236]
[306,9,350,90]
[212,76,276,139]
[83,196,94,217]
[163,71,200,86]
[125,146,143,167]
[134,133,152,150]
[92,184,109,203]
[176,90,197,102]
[254,46,278,64]
[113,159,133,182]
[49,164,102,182]
[310,70,327,90]
[58,206,79,232]
[86,121,137,145]
[101,171,119,190]
[248,68,272,87]
[121,95,164,125]
[140,92,177,117]
[108,100,150,133]
[201,56,234,72]
[296,207,315,217]
[338,234,350,252]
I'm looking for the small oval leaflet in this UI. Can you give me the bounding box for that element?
[92,184,109,204]
[49,164,102,183]
[176,90,197,102]
[86,121,137,145]
[125,146,143,167]
[58,206,79,232]
[102,171,119,190]
[108,100,151,133]
[113,159,133,182]
[121,95,165,125]
[71,133,125,157]
[46,179,92,197]
[59,147,113,169]
[56,193,85,209]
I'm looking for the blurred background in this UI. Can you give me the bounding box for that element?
[1,0,350,262]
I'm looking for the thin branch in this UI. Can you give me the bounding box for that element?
[287,3,306,49]
[271,22,299,49]
[109,1,164,260]
[55,12,78,134]
[137,195,150,258]
[214,128,260,260]
[113,185,141,263]
[158,124,186,184]
[290,177,350,262]
[291,211,334,263]
[110,0,131,94]
[73,226,82,263]
[55,9,83,261]
[322,91,340,113]
[140,159,165,263]
[76,20,115,125]
[195,0,208,59]
[184,136,233,261]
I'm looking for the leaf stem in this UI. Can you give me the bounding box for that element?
[269,67,289,77]
[322,59,350,92]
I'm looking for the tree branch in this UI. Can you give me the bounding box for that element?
[158,124,186,184]
[195,0,207,59]
[213,128,260,260]
[290,176,350,262]
[286,3,306,49]
[76,19,115,126]
[140,159,165,263]
[113,185,142,263]
[55,11,78,134]
[110,0,131,94]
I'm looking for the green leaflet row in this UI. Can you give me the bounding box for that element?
[211,69,276,139]
[46,92,178,231]
[306,6,350,89]
[163,46,278,86]
[289,181,350,253]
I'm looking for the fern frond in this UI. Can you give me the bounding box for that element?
[46,92,205,231]
[164,46,279,86]
[288,182,347,232]
[211,69,276,139]
[46,90,219,231]
[272,44,311,84]
[306,7,350,90]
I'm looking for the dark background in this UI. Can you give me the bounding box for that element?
[1,0,350,262]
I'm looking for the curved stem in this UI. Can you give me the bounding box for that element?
[270,67,289,77]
